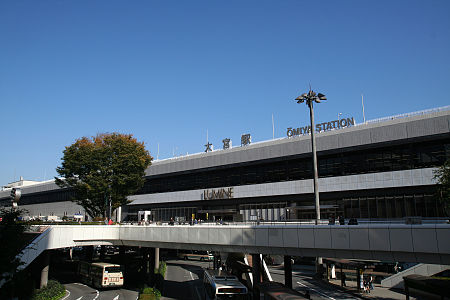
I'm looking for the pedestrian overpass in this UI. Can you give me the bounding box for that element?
[19,223,450,270]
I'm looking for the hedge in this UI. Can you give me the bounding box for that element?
[139,286,161,300]
[156,261,167,278]
[31,280,65,300]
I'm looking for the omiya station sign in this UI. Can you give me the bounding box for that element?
[287,116,355,137]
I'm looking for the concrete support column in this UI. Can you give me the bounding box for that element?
[116,206,122,223]
[252,254,261,300]
[316,256,323,276]
[213,254,218,270]
[100,245,106,261]
[284,255,292,289]
[154,247,160,270]
[119,246,126,263]
[40,251,50,289]
[149,247,155,282]
[85,246,94,262]
[356,269,361,292]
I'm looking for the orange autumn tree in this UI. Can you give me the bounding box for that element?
[55,133,152,219]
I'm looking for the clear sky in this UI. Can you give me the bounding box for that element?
[1,0,449,186]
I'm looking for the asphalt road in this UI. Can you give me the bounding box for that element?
[269,266,360,300]
[160,259,211,300]
[62,282,139,300]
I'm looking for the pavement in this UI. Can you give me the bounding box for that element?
[323,277,411,300]
[286,264,411,300]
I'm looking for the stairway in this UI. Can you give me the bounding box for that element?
[381,263,450,289]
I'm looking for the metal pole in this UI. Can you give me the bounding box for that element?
[109,194,112,221]
[308,101,321,225]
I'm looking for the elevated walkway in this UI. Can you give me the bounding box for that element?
[17,223,450,271]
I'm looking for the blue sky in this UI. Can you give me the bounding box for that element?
[1,0,449,186]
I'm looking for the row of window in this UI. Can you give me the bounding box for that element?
[8,137,449,207]
[137,138,450,194]
[17,189,76,206]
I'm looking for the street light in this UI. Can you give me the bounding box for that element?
[295,89,327,225]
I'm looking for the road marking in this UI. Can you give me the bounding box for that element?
[297,281,337,300]
[61,290,71,300]
[92,289,99,300]
[189,270,195,281]
[296,281,359,300]
[194,286,202,300]
[113,295,120,300]
[75,297,83,300]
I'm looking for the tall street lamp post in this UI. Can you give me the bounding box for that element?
[295,89,327,225]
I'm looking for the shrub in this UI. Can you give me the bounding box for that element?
[31,280,65,300]
[157,261,167,278]
[140,286,161,300]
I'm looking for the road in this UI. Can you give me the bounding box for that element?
[160,259,210,300]
[62,282,138,300]
[269,266,360,300]
[54,254,359,300]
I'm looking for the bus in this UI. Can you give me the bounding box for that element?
[78,261,124,288]
[203,269,249,299]
[178,250,214,261]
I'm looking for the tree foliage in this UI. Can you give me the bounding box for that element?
[55,133,152,218]
[0,208,30,298]
[434,159,450,216]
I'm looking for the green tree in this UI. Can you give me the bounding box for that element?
[434,159,450,216]
[55,133,152,219]
[0,208,31,299]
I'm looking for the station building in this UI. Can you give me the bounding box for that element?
[1,107,449,223]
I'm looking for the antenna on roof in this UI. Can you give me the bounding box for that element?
[362,94,366,123]
[272,113,275,139]
[157,143,160,160]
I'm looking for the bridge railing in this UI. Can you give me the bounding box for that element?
[123,217,449,227]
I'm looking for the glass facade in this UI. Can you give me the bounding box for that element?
[4,135,448,221]
[137,137,450,194]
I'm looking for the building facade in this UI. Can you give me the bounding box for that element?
[1,107,449,222]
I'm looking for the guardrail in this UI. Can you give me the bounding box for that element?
[121,217,449,227]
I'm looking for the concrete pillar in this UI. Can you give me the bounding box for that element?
[40,251,50,289]
[139,247,153,285]
[149,248,155,276]
[251,254,261,300]
[119,246,126,262]
[154,247,160,270]
[116,206,122,222]
[213,254,218,270]
[85,246,94,262]
[356,269,361,292]
[69,247,73,260]
[326,263,329,281]
[316,256,323,276]
[284,255,292,289]
[99,245,106,261]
